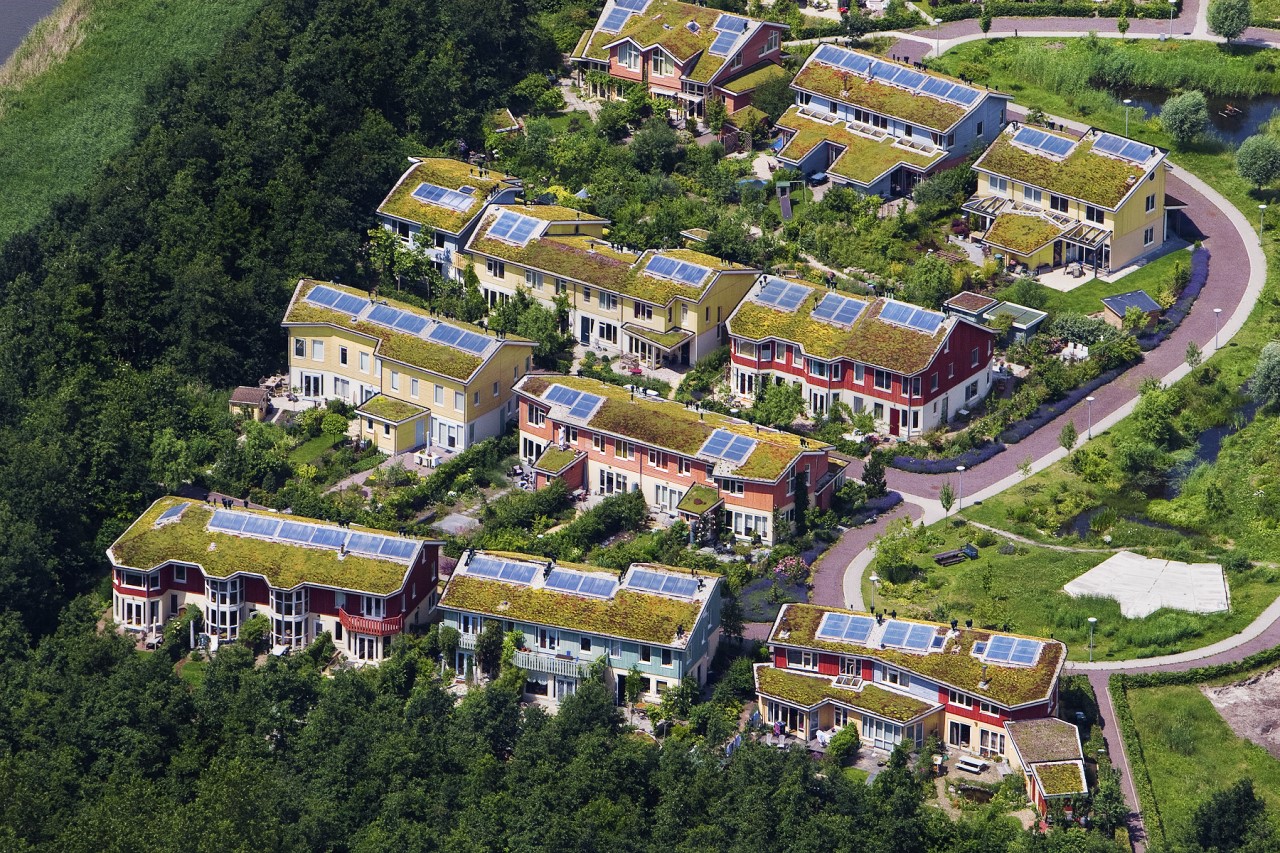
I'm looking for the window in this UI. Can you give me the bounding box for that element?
[785,648,817,671]
[555,278,567,294]
[976,120,984,137]
[526,269,543,289]
[1023,186,1042,205]
[581,636,592,652]
[1049,194,1068,213]
[311,340,324,361]
[618,42,640,71]
[634,301,653,321]
[390,370,400,391]
[761,343,773,361]
[841,656,860,675]
[904,124,913,138]
[730,51,741,70]
[763,29,779,54]
[831,363,842,381]
[717,478,745,496]
[538,627,558,650]
[566,426,578,443]
[988,175,1008,193]
[1085,204,1105,224]
[486,258,505,278]
[530,406,547,427]
[473,391,479,406]
[583,286,592,302]
[678,458,691,476]
[965,379,979,401]
[979,701,1000,716]
[410,378,419,397]
[454,391,464,411]
[174,565,187,583]
[883,667,910,688]
[805,358,827,379]
[1145,193,1156,213]
[648,448,664,466]
[855,364,865,382]
[661,648,673,666]
[383,423,391,436]
[599,291,617,311]
[375,358,382,378]
[874,370,892,391]
[651,50,673,77]
[948,690,973,708]
[593,433,605,452]
[980,729,1006,757]
[948,363,955,379]
[971,347,980,368]
[493,381,500,398]
[1143,226,1155,246]
[434,384,443,405]
[930,373,939,392]
[294,338,306,358]
[640,645,651,663]
[598,322,618,345]
[614,439,634,460]
[910,376,921,397]
[339,346,348,365]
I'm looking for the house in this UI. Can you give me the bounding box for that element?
[776,45,1010,198]
[282,279,536,454]
[758,603,1066,763]
[570,0,788,121]
[513,373,847,543]
[1101,289,1161,331]
[944,293,1047,343]
[1005,718,1088,815]
[725,276,997,436]
[965,124,1170,276]
[464,204,761,365]
[229,386,271,421]
[376,157,521,280]
[108,497,441,664]
[438,549,723,706]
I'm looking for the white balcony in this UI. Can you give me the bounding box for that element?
[514,649,586,678]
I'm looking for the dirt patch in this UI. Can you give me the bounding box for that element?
[1201,667,1280,760]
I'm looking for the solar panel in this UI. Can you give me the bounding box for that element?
[628,568,697,597]
[615,0,648,11]
[378,538,417,559]
[817,613,850,639]
[278,521,314,543]
[905,623,936,651]
[881,620,910,647]
[545,570,581,592]
[454,330,491,354]
[508,215,539,244]
[209,510,247,532]
[345,533,382,555]
[699,429,733,458]
[948,86,980,105]
[834,298,865,325]
[567,392,603,420]
[723,434,756,464]
[545,384,581,406]
[714,13,748,30]
[645,254,710,286]
[580,576,618,597]
[156,502,188,524]
[468,555,504,578]
[243,516,282,537]
[777,283,808,311]
[368,304,401,327]
[892,68,925,89]
[332,293,367,316]
[906,306,945,334]
[660,575,699,597]
[1122,141,1152,162]
[755,276,791,307]
[306,285,341,308]
[709,30,739,56]
[1014,126,1074,158]
[498,560,539,584]
[393,313,429,335]
[985,635,1017,663]
[919,76,952,98]
[1092,132,1128,157]
[411,182,474,212]
[309,527,347,548]
[628,569,663,592]
[879,299,914,325]
[488,210,520,241]
[812,292,865,326]
[1010,639,1042,664]
[546,569,616,597]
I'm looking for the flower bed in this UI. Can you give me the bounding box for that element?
[846,492,903,525]
[891,443,1005,474]
[739,576,808,623]
[1137,247,1210,351]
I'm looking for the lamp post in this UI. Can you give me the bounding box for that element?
[935,17,941,59]
[1123,98,1132,136]
[1088,616,1097,663]
[956,464,966,511]
[1168,0,1176,38]
[1260,204,1268,242]
[1214,307,1223,350]
[1086,395,1095,439]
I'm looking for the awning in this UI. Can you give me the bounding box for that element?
[962,194,1008,218]
[1164,193,1189,210]
[622,322,693,352]
[1061,222,1111,250]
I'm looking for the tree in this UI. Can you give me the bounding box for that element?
[826,725,861,764]
[321,412,349,442]
[900,254,956,309]
[720,592,744,644]
[939,481,955,515]
[459,264,489,324]
[475,621,504,679]
[1191,779,1271,852]
[631,117,679,173]
[979,6,992,34]
[150,427,193,492]
[704,97,728,133]
[1208,0,1251,43]
[1251,341,1280,408]
[1160,90,1209,148]
[752,73,796,124]
[843,10,872,39]
[1090,767,1129,836]
[1018,456,1033,480]
[624,664,644,719]
[1122,304,1150,333]
[1059,420,1078,452]
[863,451,888,499]
[1186,341,1203,368]
[1236,133,1280,189]
[755,381,805,427]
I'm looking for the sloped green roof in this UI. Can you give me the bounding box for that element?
[793,61,967,132]
[975,128,1159,210]
[776,106,943,187]
[755,665,935,722]
[984,212,1066,256]
[377,158,515,233]
[357,395,428,423]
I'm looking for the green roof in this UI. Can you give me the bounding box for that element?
[755,665,935,722]
[727,277,969,375]
[677,483,722,515]
[984,212,1066,256]
[534,445,580,473]
[1034,761,1088,797]
[283,279,529,381]
[517,374,827,482]
[491,108,519,132]
[110,497,422,595]
[777,106,944,187]
[623,323,692,349]
[771,603,1064,707]
[975,128,1160,209]
[718,61,791,95]
[793,60,967,132]
[500,203,602,223]
[357,394,427,423]
[1005,718,1082,765]
[377,158,515,233]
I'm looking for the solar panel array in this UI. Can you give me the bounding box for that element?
[714,13,749,31]
[155,502,190,525]
[708,29,741,56]
[811,292,866,326]
[698,428,757,464]
[600,7,632,32]
[207,510,419,561]
[1091,132,1153,164]
[306,284,370,317]
[487,209,542,245]
[984,635,1043,665]
[466,554,540,585]
[644,254,712,287]
[544,384,606,420]
[878,299,945,334]
[615,0,649,10]
[810,44,981,107]
[425,322,492,355]
[410,182,475,212]
[545,568,619,598]
[815,612,876,643]
[754,276,810,311]
[359,299,491,356]
[628,568,699,598]
[880,619,938,651]
[1012,126,1075,158]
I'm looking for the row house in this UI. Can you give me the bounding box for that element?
[283,278,536,454]
[438,549,723,706]
[777,44,1009,198]
[570,0,788,120]
[725,276,997,436]
[759,603,1080,813]
[376,157,521,280]
[464,204,760,366]
[513,373,847,543]
[108,498,441,665]
[965,123,1172,275]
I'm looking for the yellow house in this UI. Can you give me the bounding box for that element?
[283,279,536,454]
[965,124,1170,276]
[463,204,761,366]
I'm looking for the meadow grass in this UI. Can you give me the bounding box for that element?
[996,248,1192,316]
[288,434,342,466]
[0,0,264,241]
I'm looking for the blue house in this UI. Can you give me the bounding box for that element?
[776,45,1010,198]
[438,550,723,708]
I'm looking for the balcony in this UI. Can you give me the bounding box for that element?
[338,608,405,637]
[458,632,478,650]
[514,649,586,678]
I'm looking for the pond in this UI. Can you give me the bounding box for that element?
[1163,396,1261,498]
[1114,90,1280,147]
[1058,508,1185,540]
[956,785,995,804]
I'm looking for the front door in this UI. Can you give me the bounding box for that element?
[415,418,425,447]
[580,315,594,345]
[1053,240,1063,266]
[889,407,900,436]
[941,396,949,425]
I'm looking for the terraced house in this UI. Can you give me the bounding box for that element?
[777,44,1009,198]
[570,0,788,120]
[965,123,1171,275]
[513,374,847,543]
[725,276,997,436]
[375,157,521,280]
[283,279,536,454]
[109,498,441,664]
[464,204,760,366]
[439,550,722,706]
[758,605,1072,779]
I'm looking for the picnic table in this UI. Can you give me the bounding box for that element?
[933,544,979,566]
[956,756,987,774]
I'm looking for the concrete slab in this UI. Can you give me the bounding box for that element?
[1063,551,1228,618]
[436,513,479,535]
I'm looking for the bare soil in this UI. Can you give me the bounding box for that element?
[1201,667,1280,760]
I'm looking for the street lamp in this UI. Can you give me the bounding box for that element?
[956,465,966,511]
[1168,0,1176,38]
[1088,616,1097,663]
[1123,98,1132,136]
[1085,395,1095,439]
[1260,204,1268,242]
[935,16,941,59]
[1214,307,1223,350]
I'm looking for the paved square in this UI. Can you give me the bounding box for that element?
[1063,551,1229,618]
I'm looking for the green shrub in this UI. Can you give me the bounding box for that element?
[826,725,861,764]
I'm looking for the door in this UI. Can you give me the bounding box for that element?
[889,407,900,436]
[580,315,594,345]
[617,673,627,705]
[949,720,972,750]
[1053,240,1063,266]
[415,418,425,447]
[940,395,949,425]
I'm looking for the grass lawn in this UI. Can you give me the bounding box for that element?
[1253,0,1280,28]
[997,247,1191,316]
[843,766,870,785]
[0,0,265,241]
[545,109,592,133]
[177,658,208,688]
[1126,682,1280,842]
[289,434,342,466]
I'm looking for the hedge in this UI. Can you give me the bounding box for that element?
[890,441,1005,473]
[1109,674,1167,848]
[998,364,1128,443]
[932,0,1181,20]
[1136,247,1210,351]
[846,492,904,525]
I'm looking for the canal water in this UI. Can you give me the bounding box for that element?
[1117,90,1280,147]
[1,0,63,66]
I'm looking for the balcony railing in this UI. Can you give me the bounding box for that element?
[458,632,478,650]
[338,608,405,637]
[514,649,586,678]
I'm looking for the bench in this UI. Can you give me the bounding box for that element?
[933,544,979,566]
[956,756,987,774]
